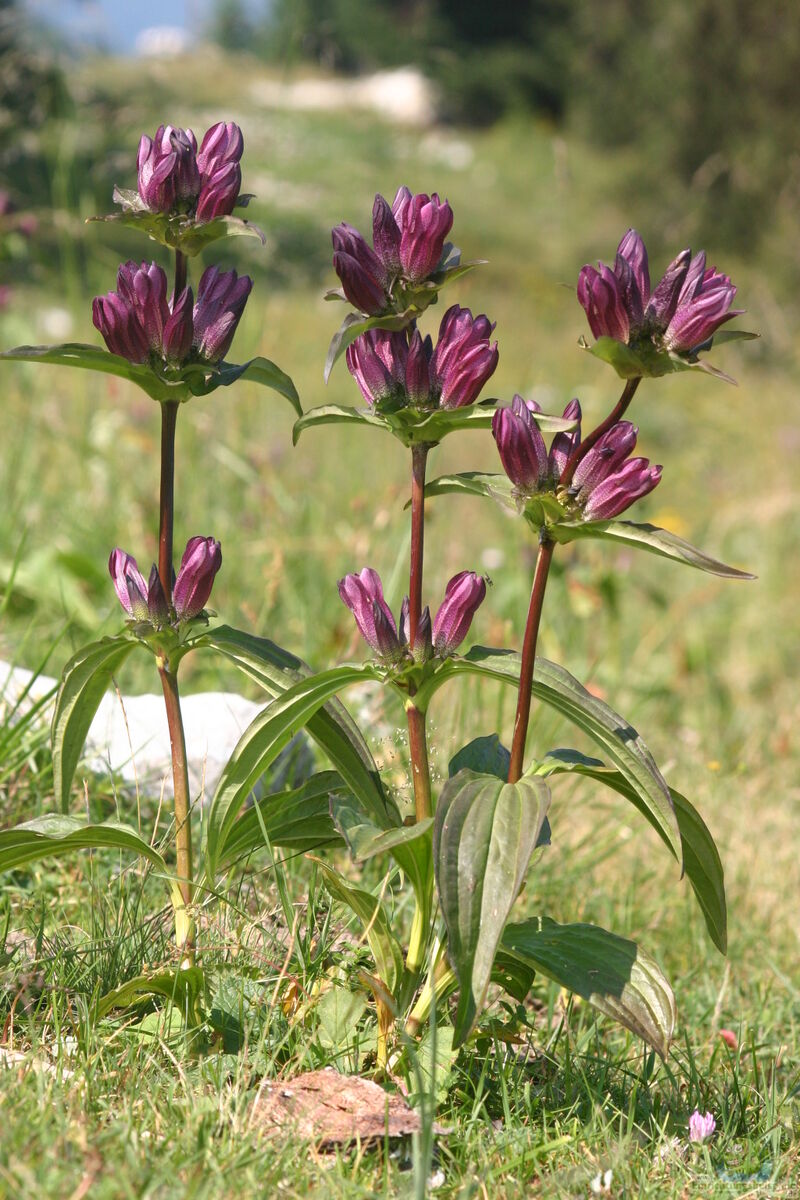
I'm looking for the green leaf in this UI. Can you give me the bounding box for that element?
[549,520,754,579]
[0,814,169,877]
[434,769,551,1045]
[51,635,137,812]
[193,357,300,415]
[316,986,368,1049]
[292,404,392,445]
[315,860,404,995]
[198,626,398,830]
[203,663,382,880]
[91,200,266,256]
[0,343,183,403]
[216,771,346,869]
[537,750,726,952]
[324,312,412,382]
[95,967,206,1023]
[500,916,676,1056]
[416,648,681,865]
[580,332,756,387]
[449,735,551,847]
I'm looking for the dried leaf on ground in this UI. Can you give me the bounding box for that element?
[249,1067,444,1144]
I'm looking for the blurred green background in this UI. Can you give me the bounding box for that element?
[0,0,798,870]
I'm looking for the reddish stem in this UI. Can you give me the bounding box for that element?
[508,538,555,784]
[559,376,641,488]
[158,400,179,599]
[408,444,429,647]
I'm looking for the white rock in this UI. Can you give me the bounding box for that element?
[250,67,437,127]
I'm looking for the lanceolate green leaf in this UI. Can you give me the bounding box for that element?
[325,312,412,382]
[95,967,206,1023]
[52,635,137,812]
[548,520,754,579]
[292,404,392,445]
[315,860,404,996]
[92,197,266,256]
[537,750,726,952]
[194,357,300,414]
[204,663,382,879]
[434,769,551,1045]
[499,916,677,1057]
[198,626,398,829]
[215,771,346,871]
[0,343,181,403]
[416,648,681,865]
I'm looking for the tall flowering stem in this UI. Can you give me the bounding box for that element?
[407,442,433,822]
[174,249,188,302]
[559,377,641,488]
[158,399,179,596]
[508,537,555,784]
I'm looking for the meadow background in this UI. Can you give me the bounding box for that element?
[1,1,799,1195]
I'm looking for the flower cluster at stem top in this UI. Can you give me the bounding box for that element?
[109,536,222,633]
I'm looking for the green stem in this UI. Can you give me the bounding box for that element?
[406,699,432,822]
[158,661,195,964]
[508,536,555,784]
[406,937,456,1036]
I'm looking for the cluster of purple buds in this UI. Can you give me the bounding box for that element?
[338,568,486,664]
[109,536,222,627]
[93,261,252,368]
[493,397,661,520]
[332,187,453,314]
[578,229,741,354]
[137,121,244,221]
[346,305,498,411]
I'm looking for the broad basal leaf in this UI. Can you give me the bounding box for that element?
[203,663,382,879]
[500,916,677,1056]
[198,626,398,830]
[417,649,681,865]
[434,769,551,1045]
[52,635,137,812]
[95,966,206,1023]
[215,771,346,872]
[549,519,754,579]
[537,750,726,952]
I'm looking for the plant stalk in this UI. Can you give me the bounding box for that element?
[159,661,195,964]
[508,536,555,784]
[406,699,433,822]
[559,376,641,488]
[174,249,188,298]
[406,443,434,823]
[158,400,179,599]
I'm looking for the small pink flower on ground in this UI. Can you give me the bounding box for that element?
[719,1028,738,1050]
[689,1110,716,1143]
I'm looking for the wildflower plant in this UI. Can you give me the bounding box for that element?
[0,137,757,1075]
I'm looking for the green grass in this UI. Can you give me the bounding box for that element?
[1,47,799,1197]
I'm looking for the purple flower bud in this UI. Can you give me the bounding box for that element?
[430,305,499,409]
[663,258,742,352]
[582,457,662,520]
[197,161,242,221]
[398,192,453,283]
[412,606,433,663]
[332,223,389,314]
[92,292,150,364]
[338,568,401,659]
[172,536,222,620]
[108,549,149,620]
[405,330,432,406]
[577,263,630,342]
[432,571,486,656]
[137,125,199,213]
[115,260,170,353]
[346,329,408,406]
[492,399,548,491]
[196,121,244,176]
[146,564,169,624]
[616,228,650,309]
[549,398,582,482]
[572,421,639,493]
[162,286,194,363]
[391,185,413,228]
[192,266,252,363]
[372,193,402,278]
[645,249,691,326]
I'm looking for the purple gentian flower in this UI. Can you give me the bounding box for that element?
[578,229,742,353]
[573,422,662,519]
[429,305,499,409]
[172,536,222,620]
[192,266,252,363]
[196,121,244,221]
[492,397,581,492]
[109,549,168,625]
[137,125,200,213]
[332,223,390,315]
[93,261,193,367]
[337,568,403,661]
[345,329,408,406]
[432,572,486,656]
